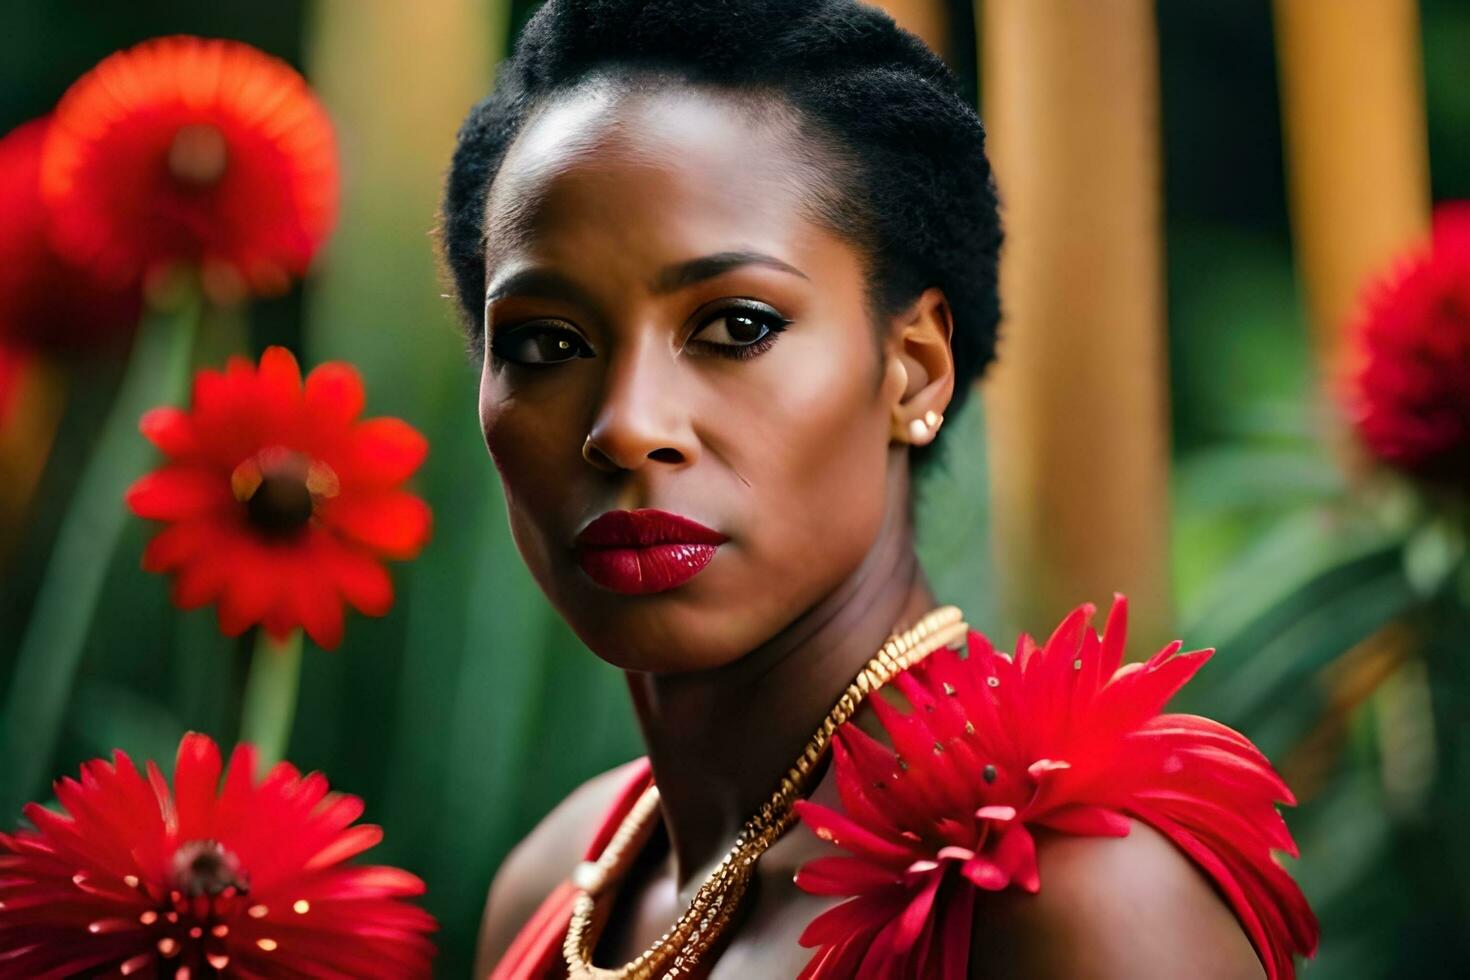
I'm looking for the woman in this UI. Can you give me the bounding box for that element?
[439,1,1319,977]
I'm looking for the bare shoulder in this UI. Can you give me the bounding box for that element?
[473,759,646,979]
[972,819,1265,980]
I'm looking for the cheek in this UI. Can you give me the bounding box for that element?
[725,328,891,570]
[478,382,514,477]
[478,379,581,583]
[480,369,576,490]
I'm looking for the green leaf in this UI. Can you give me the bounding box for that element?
[1200,552,1418,733]
[1174,441,1343,515]
[1403,515,1467,599]
[170,607,240,738]
[68,684,185,766]
[0,298,198,820]
[1180,503,1405,659]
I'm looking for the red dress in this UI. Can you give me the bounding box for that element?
[488,759,654,980]
[488,596,1319,979]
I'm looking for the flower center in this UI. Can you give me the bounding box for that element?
[231,448,339,538]
[171,839,246,897]
[248,471,314,532]
[167,123,229,186]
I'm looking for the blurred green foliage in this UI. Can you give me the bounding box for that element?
[3,1,1469,977]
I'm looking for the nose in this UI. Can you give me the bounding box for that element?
[582,333,697,472]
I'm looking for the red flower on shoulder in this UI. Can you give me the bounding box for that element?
[792,595,1319,980]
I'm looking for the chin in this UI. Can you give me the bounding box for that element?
[568,597,740,674]
[550,574,772,675]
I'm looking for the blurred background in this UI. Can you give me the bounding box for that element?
[2,1,1468,976]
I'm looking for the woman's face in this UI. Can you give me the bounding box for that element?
[478,81,912,673]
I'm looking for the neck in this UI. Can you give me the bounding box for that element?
[623,453,937,899]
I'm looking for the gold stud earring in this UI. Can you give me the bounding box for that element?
[923,410,942,430]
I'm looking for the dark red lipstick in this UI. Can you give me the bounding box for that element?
[573,509,728,595]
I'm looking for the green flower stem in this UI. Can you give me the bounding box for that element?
[0,296,199,820]
[239,627,303,769]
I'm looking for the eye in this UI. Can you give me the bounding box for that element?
[688,303,792,360]
[489,322,594,366]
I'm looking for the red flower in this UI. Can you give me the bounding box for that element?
[1343,201,1470,488]
[0,117,140,354]
[792,595,1319,980]
[40,36,338,302]
[0,732,436,977]
[126,346,431,649]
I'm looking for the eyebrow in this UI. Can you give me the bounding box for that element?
[483,250,809,306]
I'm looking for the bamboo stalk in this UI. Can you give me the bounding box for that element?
[1273,0,1431,369]
[978,0,1173,650]
[1273,3,1431,790]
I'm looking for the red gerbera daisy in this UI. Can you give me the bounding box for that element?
[125,346,432,649]
[792,595,1319,980]
[40,36,338,301]
[0,117,140,354]
[0,732,435,977]
[1343,201,1470,488]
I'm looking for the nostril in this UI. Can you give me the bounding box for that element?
[581,436,617,471]
[648,448,683,464]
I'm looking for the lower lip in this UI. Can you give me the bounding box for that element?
[575,542,721,595]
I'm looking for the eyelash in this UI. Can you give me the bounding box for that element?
[488,302,792,367]
[487,325,588,367]
[688,303,792,361]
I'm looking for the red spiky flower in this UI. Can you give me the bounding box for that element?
[125,346,431,649]
[792,595,1319,980]
[0,117,140,354]
[40,36,338,302]
[0,732,436,977]
[1343,201,1470,488]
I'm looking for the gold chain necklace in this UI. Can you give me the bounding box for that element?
[563,605,968,980]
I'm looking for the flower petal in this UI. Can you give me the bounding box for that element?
[126,466,232,521]
[317,534,395,617]
[346,417,428,485]
[323,489,432,559]
[141,520,217,573]
[304,360,365,427]
[138,406,197,456]
[215,538,282,636]
[794,856,903,896]
[258,345,303,401]
[172,733,222,841]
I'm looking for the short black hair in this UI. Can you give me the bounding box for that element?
[439,0,1002,469]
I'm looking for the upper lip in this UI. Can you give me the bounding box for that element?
[574,508,728,548]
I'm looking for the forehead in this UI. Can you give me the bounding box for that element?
[483,79,832,279]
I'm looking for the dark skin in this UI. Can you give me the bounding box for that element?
[471,76,1264,979]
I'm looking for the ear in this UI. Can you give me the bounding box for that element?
[882,286,956,447]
